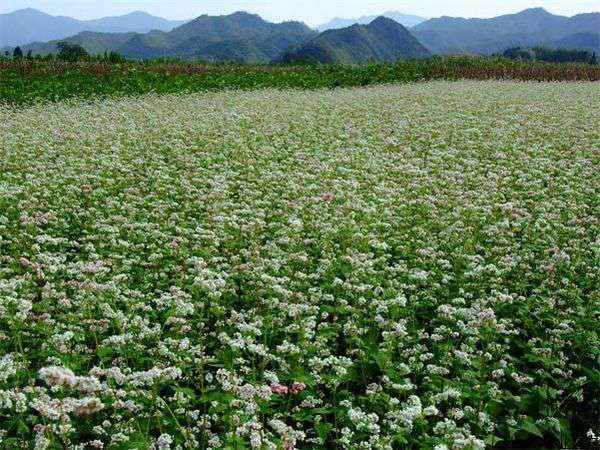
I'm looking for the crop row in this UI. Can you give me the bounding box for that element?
[2,56,600,105]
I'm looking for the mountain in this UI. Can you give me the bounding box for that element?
[15,32,138,57]
[127,11,315,61]
[0,8,187,48]
[548,33,600,53]
[280,17,430,64]
[412,8,600,55]
[317,11,427,31]
[12,12,316,63]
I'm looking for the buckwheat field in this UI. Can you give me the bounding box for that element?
[0,80,598,449]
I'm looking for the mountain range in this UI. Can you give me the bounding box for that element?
[281,17,429,63]
[10,12,317,63]
[2,7,599,64]
[412,7,600,54]
[0,8,187,48]
[118,12,316,62]
[317,11,427,31]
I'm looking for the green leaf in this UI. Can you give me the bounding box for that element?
[97,346,115,359]
[581,367,600,385]
[485,399,504,416]
[315,422,333,442]
[519,419,544,438]
[123,432,150,449]
[175,387,196,400]
[484,435,503,445]
[17,419,28,435]
[393,434,409,444]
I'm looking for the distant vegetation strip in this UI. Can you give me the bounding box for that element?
[2,56,600,106]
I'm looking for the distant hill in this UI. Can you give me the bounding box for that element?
[11,12,317,63]
[16,32,138,57]
[123,12,316,61]
[6,7,598,63]
[548,33,600,53]
[317,11,427,31]
[412,8,600,55]
[0,8,187,48]
[280,17,430,64]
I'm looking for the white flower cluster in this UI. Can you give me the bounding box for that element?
[0,80,597,448]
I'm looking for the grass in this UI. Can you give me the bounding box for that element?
[0,80,598,449]
[2,56,600,105]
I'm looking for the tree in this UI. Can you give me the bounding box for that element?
[56,42,89,61]
[503,46,595,64]
[13,46,23,60]
[590,52,597,65]
[103,50,126,63]
[503,47,532,61]
[26,50,33,60]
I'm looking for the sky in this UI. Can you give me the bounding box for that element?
[1,0,599,26]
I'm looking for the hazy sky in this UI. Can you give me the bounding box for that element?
[2,0,599,26]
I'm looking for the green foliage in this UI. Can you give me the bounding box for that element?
[103,50,127,63]
[56,41,89,61]
[1,57,599,106]
[12,45,23,60]
[503,46,598,64]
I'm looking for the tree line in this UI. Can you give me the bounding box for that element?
[7,42,126,63]
[501,46,597,64]
[6,42,599,65]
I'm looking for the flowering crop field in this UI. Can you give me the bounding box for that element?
[0,81,599,449]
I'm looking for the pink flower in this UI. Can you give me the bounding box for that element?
[270,382,289,395]
[321,192,335,202]
[290,381,306,394]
